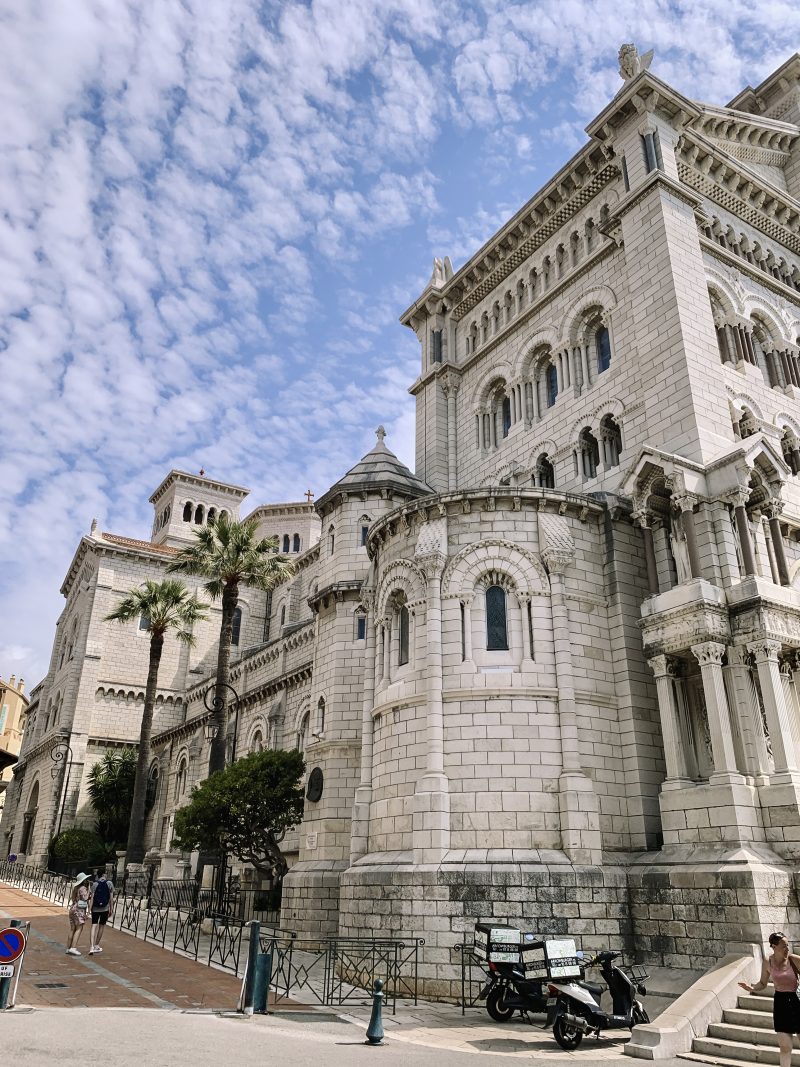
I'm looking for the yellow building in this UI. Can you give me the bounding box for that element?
[0,675,29,822]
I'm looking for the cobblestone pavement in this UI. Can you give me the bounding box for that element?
[0,884,245,1010]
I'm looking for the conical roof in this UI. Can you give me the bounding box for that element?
[315,427,432,513]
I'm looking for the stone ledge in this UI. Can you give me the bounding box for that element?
[624,946,761,1060]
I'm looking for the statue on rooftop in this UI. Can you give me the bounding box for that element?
[619,43,654,81]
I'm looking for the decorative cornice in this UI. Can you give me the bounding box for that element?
[700,238,800,313]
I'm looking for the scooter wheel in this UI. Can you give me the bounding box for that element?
[486,985,515,1023]
[553,1016,583,1050]
[631,1006,650,1026]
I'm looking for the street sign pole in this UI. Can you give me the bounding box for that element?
[9,921,30,1009]
[0,920,26,1010]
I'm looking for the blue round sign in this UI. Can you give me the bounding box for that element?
[0,928,26,963]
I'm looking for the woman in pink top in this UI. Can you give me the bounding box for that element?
[740,931,800,1067]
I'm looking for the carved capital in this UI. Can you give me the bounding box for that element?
[417,553,446,581]
[691,641,727,667]
[672,492,698,513]
[747,640,783,663]
[542,549,573,575]
[762,499,785,521]
[439,369,461,398]
[723,485,751,509]
[648,654,677,679]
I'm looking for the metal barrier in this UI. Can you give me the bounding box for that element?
[455,937,491,1015]
[173,907,201,961]
[208,917,244,973]
[258,931,423,1014]
[0,860,71,907]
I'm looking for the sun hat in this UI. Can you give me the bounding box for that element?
[73,872,91,889]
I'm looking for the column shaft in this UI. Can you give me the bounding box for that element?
[650,657,691,785]
[682,508,702,578]
[642,526,659,595]
[750,645,799,776]
[734,505,757,577]
[550,572,580,772]
[692,644,741,782]
[446,390,457,491]
[769,516,791,586]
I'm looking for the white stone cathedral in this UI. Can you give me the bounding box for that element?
[5,47,800,994]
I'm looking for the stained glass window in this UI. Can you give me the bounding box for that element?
[502,396,511,437]
[486,585,508,650]
[596,326,611,373]
[546,364,558,407]
[398,604,410,665]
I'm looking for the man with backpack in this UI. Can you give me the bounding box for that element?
[89,868,115,954]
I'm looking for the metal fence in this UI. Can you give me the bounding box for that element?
[454,936,492,1015]
[1,860,423,1003]
[259,930,424,1014]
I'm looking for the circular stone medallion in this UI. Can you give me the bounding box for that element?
[306,767,324,803]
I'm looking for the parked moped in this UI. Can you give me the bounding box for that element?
[545,950,649,1049]
[479,957,604,1024]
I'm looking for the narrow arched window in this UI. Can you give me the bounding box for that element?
[251,730,263,753]
[183,502,192,522]
[486,585,509,651]
[220,510,229,522]
[501,395,512,438]
[355,609,367,641]
[207,507,216,524]
[546,364,558,407]
[359,516,370,547]
[317,697,325,734]
[282,534,290,553]
[398,605,410,666]
[279,605,286,628]
[138,614,150,631]
[293,533,301,552]
[145,764,159,812]
[231,606,242,647]
[194,504,204,524]
[596,326,611,373]
[328,526,335,554]
[175,758,188,801]
[297,712,309,752]
[536,454,555,489]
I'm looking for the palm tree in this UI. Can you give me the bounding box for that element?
[168,514,295,775]
[106,579,208,864]
[87,748,137,846]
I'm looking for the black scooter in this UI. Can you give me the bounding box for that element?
[545,950,649,1049]
[479,958,605,1024]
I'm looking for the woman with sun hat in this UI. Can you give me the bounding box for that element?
[66,872,93,956]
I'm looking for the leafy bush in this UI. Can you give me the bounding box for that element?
[49,827,108,866]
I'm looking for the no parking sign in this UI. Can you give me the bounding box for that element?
[0,927,26,966]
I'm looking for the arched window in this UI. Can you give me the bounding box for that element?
[535,454,555,489]
[183,502,192,522]
[317,697,325,735]
[596,325,611,373]
[231,606,242,647]
[501,395,512,438]
[194,504,205,524]
[282,534,290,553]
[485,585,509,651]
[579,428,600,479]
[207,507,216,523]
[175,758,188,801]
[297,711,309,751]
[138,614,150,631]
[279,605,286,628]
[398,604,410,666]
[359,516,370,547]
[251,730,263,753]
[145,764,159,813]
[354,608,367,641]
[164,504,171,525]
[220,510,229,522]
[328,525,335,554]
[738,409,757,439]
[546,363,558,407]
[292,533,301,552]
[600,415,622,468]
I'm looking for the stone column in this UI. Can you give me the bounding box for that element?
[781,656,800,770]
[350,604,377,863]
[462,597,474,666]
[725,487,757,578]
[545,549,601,864]
[633,507,659,596]
[413,556,450,864]
[648,655,693,787]
[673,492,702,578]
[691,642,743,784]
[725,645,771,785]
[580,343,591,392]
[748,641,800,779]
[765,502,791,586]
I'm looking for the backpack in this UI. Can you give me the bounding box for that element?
[93,879,112,909]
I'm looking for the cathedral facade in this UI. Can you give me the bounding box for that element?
[5,49,800,993]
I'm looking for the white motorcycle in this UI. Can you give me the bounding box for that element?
[545,950,649,1050]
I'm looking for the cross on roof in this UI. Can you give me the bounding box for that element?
[304,489,314,503]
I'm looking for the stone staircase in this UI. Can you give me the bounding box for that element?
[679,985,800,1065]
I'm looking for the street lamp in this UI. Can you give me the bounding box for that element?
[202,682,241,912]
[50,735,74,840]
[203,681,240,763]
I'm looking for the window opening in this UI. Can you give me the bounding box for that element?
[282,534,290,553]
[596,326,611,373]
[486,585,509,651]
[231,606,242,647]
[546,363,558,407]
[398,604,410,666]
[501,395,512,438]
[293,533,301,553]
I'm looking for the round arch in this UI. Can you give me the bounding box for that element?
[375,559,426,619]
[442,539,547,601]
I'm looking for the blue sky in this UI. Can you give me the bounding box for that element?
[2,0,799,683]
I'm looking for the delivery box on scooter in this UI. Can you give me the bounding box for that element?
[520,938,582,980]
[473,923,543,964]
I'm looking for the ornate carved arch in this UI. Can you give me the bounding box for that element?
[375,558,426,619]
[512,326,559,379]
[470,363,513,410]
[775,411,800,437]
[705,269,742,320]
[562,284,618,345]
[442,539,547,600]
[743,297,792,346]
[725,387,764,421]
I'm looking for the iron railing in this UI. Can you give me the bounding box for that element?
[455,937,492,1015]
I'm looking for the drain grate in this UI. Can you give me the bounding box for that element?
[35,982,67,989]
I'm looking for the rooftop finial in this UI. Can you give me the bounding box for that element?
[618,43,654,81]
[199,468,206,477]
[304,489,315,503]
[90,518,98,536]
[375,425,387,445]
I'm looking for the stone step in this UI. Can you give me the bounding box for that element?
[723,1007,774,1030]
[679,1053,773,1067]
[738,993,775,1012]
[708,1021,783,1047]
[691,1036,800,1065]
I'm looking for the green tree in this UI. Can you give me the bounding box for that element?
[87,748,137,845]
[106,579,208,864]
[168,514,294,775]
[172,748,305,881]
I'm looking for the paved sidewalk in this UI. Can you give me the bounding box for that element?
[0,884,244,1010]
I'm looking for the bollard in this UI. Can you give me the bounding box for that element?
[365,978,385,1045]
[253,952,272,1014]
[241,921,261,1014]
